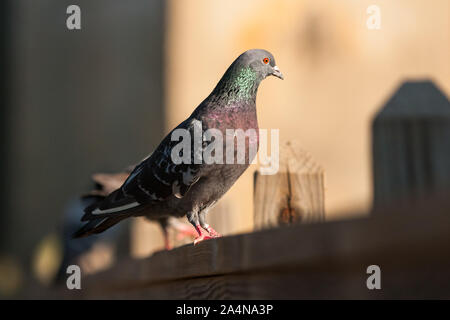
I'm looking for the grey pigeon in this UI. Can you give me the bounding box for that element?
[74,49,283,244]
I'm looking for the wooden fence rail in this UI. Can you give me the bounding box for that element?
[44,79,450,299]
[60,193,450,299]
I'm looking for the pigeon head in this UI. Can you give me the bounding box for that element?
[237,49,284,80]
[211,49,283,104]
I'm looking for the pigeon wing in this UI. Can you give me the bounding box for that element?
[82,118,204,220]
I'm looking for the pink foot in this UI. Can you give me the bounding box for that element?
[193,225,214,245]
[194,234,214,245]
[205,226,221,238]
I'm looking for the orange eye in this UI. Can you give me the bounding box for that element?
[263,57,270,64]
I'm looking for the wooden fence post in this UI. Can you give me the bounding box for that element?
[372,80,450,208]
[253,141,325,230]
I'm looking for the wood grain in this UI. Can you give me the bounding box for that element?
[50,192,450,299]
[254,140,325,230]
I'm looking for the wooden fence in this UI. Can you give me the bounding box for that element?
[56,80,450,299]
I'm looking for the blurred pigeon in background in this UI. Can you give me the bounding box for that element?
[74,49,283,244]
[55,196,124,283]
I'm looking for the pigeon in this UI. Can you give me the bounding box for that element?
[82,169,197,249]
[74,49,283,244]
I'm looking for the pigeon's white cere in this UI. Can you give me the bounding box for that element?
[92,202,140,214]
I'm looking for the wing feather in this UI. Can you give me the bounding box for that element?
[82,118,205,220]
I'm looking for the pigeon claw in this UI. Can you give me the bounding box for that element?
[194,235,214,245]
[205,226,221,238]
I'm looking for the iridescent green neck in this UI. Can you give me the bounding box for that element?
[212,66,262,105]
[232,67,258,99]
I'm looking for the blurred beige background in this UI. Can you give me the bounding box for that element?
[133,0,449,256]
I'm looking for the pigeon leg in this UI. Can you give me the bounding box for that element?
[187,211,213,245]
[157,218,172,250]
[199,210,221,238]
[162,228,172,250]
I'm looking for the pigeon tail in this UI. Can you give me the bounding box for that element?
[73,215,126,238]
[81,189,141,221]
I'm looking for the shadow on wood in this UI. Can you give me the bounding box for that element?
[372,80,450,208]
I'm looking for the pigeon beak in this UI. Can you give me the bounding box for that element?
[272,66,284,80]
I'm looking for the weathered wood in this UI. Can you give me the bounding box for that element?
[372,80,450,208]
[48,192,450,299]
[253,141,325,230]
